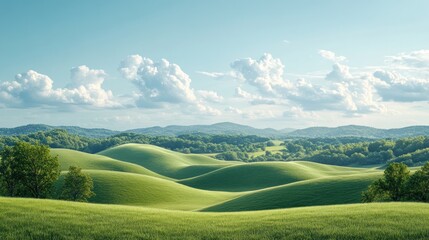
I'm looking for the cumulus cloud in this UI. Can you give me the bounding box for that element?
[119,55,221,115]
[119,55,197,108]
[196,90,223,103]
[319,50,346,62]
[231,53,291,96]
[386,50,429,68]
[225,106,243,114]
[235,87,276,105]
[0,66,118,108]
[325,63,352,81]
[372,70,429,102]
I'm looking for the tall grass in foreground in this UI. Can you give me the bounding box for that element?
[1,197,429,240]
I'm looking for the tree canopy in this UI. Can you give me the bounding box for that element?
[0,142,60,198]
[60,166,95,202]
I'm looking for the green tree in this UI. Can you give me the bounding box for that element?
[0,142,60,198]
[362,162,410,202]
[60,166,95,202]
[362,179,390,202]
[406,162,429,202]
[383,162,410,200]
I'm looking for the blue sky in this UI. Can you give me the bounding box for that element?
[1,0,429,130]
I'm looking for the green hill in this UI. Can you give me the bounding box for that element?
[1,198,429,239]
[180,161,377,192]
[57,170,239,211]
[203,172,382,211]
[51,148,168,179]
[98,143,239,179]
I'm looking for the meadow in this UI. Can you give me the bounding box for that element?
[2,143,428,239]
[1,198,429,239]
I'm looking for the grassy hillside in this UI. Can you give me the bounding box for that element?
[180,161,377,192]
[51,148,168,179]
[57,170,238,211]
[1,198,429,239]
[98,143,240,179]
[203,172,382,211]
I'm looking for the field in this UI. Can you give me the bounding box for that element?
[1,198,429,239]
[49,144,386,211]
[3,143,429,239]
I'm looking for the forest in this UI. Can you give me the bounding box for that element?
[1,129,429,166]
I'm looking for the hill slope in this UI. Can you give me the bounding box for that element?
[0,124,118,138]
[126,122,289,137]
[179,161,376,191]
[57,170,238,211]
[286,125,429,138]
[52,148,167,179]
[203,172,382,211]
[1,198,429,239]
[98,143,239,179]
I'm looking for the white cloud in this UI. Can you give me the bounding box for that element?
[283,106,317,119]
[196,90,223,103]
[196,71,226,78]
[119,55,222,115]
[372,70,429,102]
[386,50,429,68]
[325,63,352,81]
[225,106,243,114]
[231,53,291,96]
[0,66,118,108]
[119,55,197,107]
[319,50,346,62]
[235,87,276,105]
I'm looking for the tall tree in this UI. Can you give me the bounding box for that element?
[0,142,60,198]
[406,162,429,201]
[60,166,95,202]
[362,162,410,202]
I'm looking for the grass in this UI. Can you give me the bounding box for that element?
[51,148,168,179]
[180,161,378,192]
[249,145,286,157]
[98,143,240,179]
[1,198,429,240]
[57,170,239,211]
[202,172,382,211]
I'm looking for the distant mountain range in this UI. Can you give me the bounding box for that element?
[0,124,120,138]
[1,123,429,139]
[126,122,293,138]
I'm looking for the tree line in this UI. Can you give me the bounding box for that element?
[2,130,429,166]
[0,130,269,154]
[220,136,429,166]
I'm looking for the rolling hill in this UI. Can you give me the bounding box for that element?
[51,148,168,179]
[52,143,385,211]
[0,124,119,138]
[286,125,429,138]
[179,161,376,192]
[202,172,382,211]
[3,123,429,139]
[1,198,428,239]
[126,122,292,137]
[98,143,240,179]
[56,170,238,210]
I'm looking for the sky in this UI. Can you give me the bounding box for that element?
[1,0,429,130]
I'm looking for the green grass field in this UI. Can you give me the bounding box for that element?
[98,143,240,179]
[179,161,377,191]
[48,144,386,211]
[5,143,427,239]
[1,198,429,240]
[58,170,239,210]
[52,148,169,179]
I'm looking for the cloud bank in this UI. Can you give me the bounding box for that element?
[0,66,118,108]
